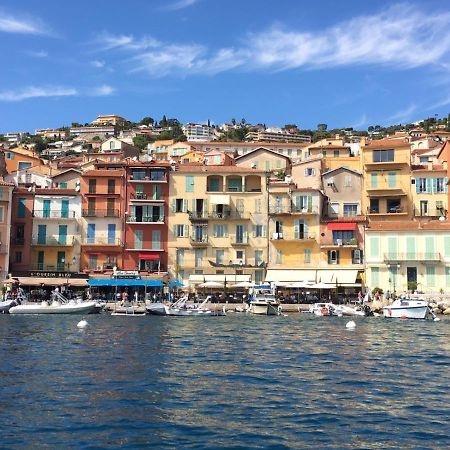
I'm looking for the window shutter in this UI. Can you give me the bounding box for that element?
[224,225,229,237]
[445,177,448,193]
[304,168,308,176]
[262,225,267,237]
[416,180,420,193]
[183,199,188,212]
[432,178,437,194]
[294,220,299,239]
[203,199,208,214]
[252,225,256,237]
[426,177,431,193]
[191,199,196,212]
[173,225,177,237]
[171,199,176,213]
[307,196,312,212]
[336,251,340,264]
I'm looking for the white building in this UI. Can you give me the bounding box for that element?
[182,123,215,142]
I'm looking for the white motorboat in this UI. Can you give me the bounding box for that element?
[111,306,146,316]
[333,304,373,317]
[248,293,281,315]
[309,302,335,316]
[9,291,97,315]
[9,300,97,315]
[383,297,431,319]
[0,299,16,313]
[146,296,226,316]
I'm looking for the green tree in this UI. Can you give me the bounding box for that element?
[140,117,154,126]
[160,115,168,127]
[133,135,152,150]
[317,123,328,131]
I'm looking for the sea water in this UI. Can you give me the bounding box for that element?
[0,314,449,449]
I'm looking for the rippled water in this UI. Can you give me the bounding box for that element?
[0,314,449,449]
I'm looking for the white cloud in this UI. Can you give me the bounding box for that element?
[386,104,417,123]
[89,84,115,96]
[0,86,78,102]
[91,60,105,68]
[351,113,368,129]
[165,0,199,11]
[0,12,47,34]
[27,50,48,58]
[96,3,450,77]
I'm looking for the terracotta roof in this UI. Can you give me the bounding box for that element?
[291,187,322,193]
[367,220,450,231]
[83,169,124,177]
[411,164,445,171]
[34,188,79,195]
[322,215,367,223]
[309,144,350,150]
[364,138,410,148]
[176,165,266,173]
[187,140,307,148]
[235,147,291,161]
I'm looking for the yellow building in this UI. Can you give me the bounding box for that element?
[266,180,323,284]
[168,165,269,289]
[361,138,413,220]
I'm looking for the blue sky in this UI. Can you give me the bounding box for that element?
[1,0,450,133]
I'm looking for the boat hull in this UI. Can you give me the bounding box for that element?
[383,305,429,319]
[0,300,15,313]
[146,303,169,315]
[9,302,97,315]
[248,302,280,315]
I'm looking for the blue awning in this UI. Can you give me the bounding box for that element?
[169,281,184,287]
[88,279,164,287]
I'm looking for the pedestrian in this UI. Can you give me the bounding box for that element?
[134,290,138,303]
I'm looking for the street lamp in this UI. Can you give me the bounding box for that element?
[61,256,76,291]
[387,263,400,298]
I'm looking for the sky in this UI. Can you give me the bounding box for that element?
[1,0,450,133]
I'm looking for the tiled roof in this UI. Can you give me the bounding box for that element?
[364,138,410,148]
[176,165,266,173]
[83,169,124,177]
[35,188,79,195]
[323,215,367,223]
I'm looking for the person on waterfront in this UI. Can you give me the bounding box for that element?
[134,290,138,303]
[385,290,391,301]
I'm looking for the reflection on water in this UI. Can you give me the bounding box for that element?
[0,314,449,449]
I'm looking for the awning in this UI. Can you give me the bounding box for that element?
[209,194,230,205]
[327,222,357,231]
[189,274,251,284]
[139,253,160,260]
[265,269,316,283]
[88,278,164,287]
[15,277,88,287]
[315,270,359,286]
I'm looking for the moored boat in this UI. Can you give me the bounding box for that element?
[383,297,431,319]
[9,299,97,315]
[248,293,281,315]
[146,296,226,316]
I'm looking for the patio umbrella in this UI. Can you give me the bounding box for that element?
[230,281,254,288]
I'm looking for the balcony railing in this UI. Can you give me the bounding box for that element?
[270,232,316,241]
[33,210,77,219]
[231,237,249,245]
[82,209,120,218]
[384,252,441,261]
[31,264,76,272]
[127,215,165,223]
[367,206,406,215]
[103,262,118,270]
[130,193,154,200]
[321,238,358,247]
[129,172,167,182]
[81,238,122,246]
[188,211,209,220]
[32,236,76,246]
[269,206,318,215]
[190,235,209,245]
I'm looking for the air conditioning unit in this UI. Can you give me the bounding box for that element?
[336,239,343,246]
[327,178,335,186]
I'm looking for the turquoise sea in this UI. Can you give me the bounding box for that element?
[0,314,449,449]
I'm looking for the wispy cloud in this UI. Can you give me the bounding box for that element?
[26,50,48,58]
[95,3,450,77]
[386,104,417,123]
[89,84,115,96]
[0,86,78,102]
[0,11,47,35]
[0,84,115,102]
[351,113,368,129]
[90,59,105,68]
[165,0,199,11]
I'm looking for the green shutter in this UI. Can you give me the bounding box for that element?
[388,172,396,188]
[406,236,415,259]
[426,266,435,287]
[425,236,435,260]
[445,236,450,258]
[371,173,378,188]
[387,237,397,259]
[371,267,380,286]
[446,267,450,288]
[185,176,194,192]
[307,196,312,212]
[294,220,299,239]
[370,237,380,258]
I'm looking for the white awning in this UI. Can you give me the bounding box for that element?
[316,269,359,286]
[209,194,230,205]
[265,269,316,283]
[189,274,251,285]
[15,277,88,287]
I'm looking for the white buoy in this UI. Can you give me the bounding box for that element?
[77,319,88,329]
[434,317,440,322]
[346,320,356,329]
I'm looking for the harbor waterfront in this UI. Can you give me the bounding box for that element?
[0,314,449,449]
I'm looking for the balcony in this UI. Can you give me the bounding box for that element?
[127,215,165,224]
[82,209,120,218]
[291,206,319,215]
[188,211,209,221]
[32,236,76,246]
[384,252,441,262]
[31,264,76,272]
[129,171,167,183]
[270,232,316,241]
[33,210,77,219]
[86,190,120,195]
[367,206,408,216]
[103,262,118,270]
[190,235,209,246]
[231,237,249,246]
[81,238,122,246]
[269,205,318,215]
[129,192,164,201]
[321,238,358,248]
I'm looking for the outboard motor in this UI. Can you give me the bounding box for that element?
[363,304,373,317]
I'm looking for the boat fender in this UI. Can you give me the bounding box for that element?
[321,307,328,316]
[346,320,356,329]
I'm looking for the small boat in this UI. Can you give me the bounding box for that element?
[147,296,226,316]
[0,299,16,314]
[9,291,97,315]
[334,304,374,317]
[383,297,431,319]
[248,293,281,315]
[146,302,169,315]
[111,306,146,316]
[309,302,335,316]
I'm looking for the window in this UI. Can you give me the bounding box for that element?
[334,150,340,158]
[352,249,363,264]
[153,185,161,200]
[420,156,428,164]
[216,249,224,265]
[418,178,427,193]
[108,179,115,194]
[370,173,378,188]
[332,230,354,244]
[152,230,161,249]
[371,267,380,286]
[18,161,32,170]
[276,160,281,169]
[175,224,188,237]
[185,176,195,192]
[373,149,394,162]
[322,150,327,157]
[5,152,14,159]
[0,206,4,223]
[109,140,115,150]
[18,198,26,218]
[254,225,265,238]
[174,198,187,213]
[343,175,352,187]
[265,160,271,171]
[426,266,436,287]
[255,250,263,266]
[213,224,227,238]
[88,255,98,270]
[304,248,311,264]
[304,167,315,176]
[176,249,184,266]
[436,200,444,215]
[328,250,340,264]
[195,249,205,268]
[254,198,262,214]
[59,182,68,189]
[287,149,292,156]
[89,179,96,194]
[343,204,358,216]
[276,249,283,264]
[134,230,143,249]
[15,251,22,263]
[255,270,264,283]
[388,172,396,188]
[369,199,379,213]
[435,178,445,193]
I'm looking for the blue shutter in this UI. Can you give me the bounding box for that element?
[43,199,51,218]
[426,177,431,193]
[416,179,420,193]
[185,176,194,192]
[445,177,448,193]
[37,224,46,244]
[87,223,95,244]
[432,178,437,194]
[58,225,67,245]
[107,224,116,244]
[61,200,69,218]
